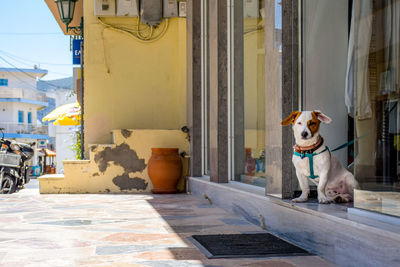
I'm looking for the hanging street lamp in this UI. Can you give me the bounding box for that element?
[54,0,83,36]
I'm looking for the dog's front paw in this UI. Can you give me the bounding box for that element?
[333,194,352,203]
[292,197,308,203]
[318,195,333,204]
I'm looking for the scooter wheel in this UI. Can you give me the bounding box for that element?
[0,174,17,194]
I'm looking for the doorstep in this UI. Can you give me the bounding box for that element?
[189,176,400,267]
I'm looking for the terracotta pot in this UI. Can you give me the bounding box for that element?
[245,148,255,176]
[148,148,182,194]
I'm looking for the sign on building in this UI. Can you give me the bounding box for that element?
[38,140,47,149]
[72,39,83,65]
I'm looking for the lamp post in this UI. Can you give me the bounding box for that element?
[54,0,85,160]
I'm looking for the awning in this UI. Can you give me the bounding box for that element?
[40,148,56,157]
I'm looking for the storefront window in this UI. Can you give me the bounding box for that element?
[230,0,282,191]
[350,0,400,217]
[302,0,350,192]
[240,0,267,187]
[302,0,400,216]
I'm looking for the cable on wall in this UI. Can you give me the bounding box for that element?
[97,17,169,43]
[97,17,169,73]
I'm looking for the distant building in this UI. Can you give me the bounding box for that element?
[0,67,49,165]
[37,77,74,125]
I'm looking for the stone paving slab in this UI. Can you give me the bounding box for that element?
[0,180,335,267]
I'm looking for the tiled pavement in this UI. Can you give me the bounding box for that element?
[0,180,335,267]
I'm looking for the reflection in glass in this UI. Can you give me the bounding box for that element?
[233,0,282,190]
[242,0,266,187]
[301,0,400,215]
[349,0,400,217]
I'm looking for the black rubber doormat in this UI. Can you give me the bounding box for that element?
[189,233,311,258]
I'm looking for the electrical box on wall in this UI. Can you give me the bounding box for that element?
[178,1,187,17]
[117,0,139,17]
[94,0,116,16]
[140,0,162,26]
[244,0,259,18]
[163,0,178,17]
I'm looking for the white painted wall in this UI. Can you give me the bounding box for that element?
[0,72,37,90]
[56,127,76,174]
[302,0,349,165]
[0,102,16,122]
[11,102,38,123]
[0,98,42,126]
[48,123,56,138]
[45,88,77,173]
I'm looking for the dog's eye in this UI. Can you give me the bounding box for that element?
[297,122,302,125]
[309,122,316,126]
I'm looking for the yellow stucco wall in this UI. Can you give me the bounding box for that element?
[38,129,189,193]
[83,0,187,152]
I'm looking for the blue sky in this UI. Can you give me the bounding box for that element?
[275,0,282,29]
[0,0,73,81]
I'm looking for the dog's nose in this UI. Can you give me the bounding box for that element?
[301,131,308,138]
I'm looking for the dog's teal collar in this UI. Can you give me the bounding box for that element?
[294,146,330,179]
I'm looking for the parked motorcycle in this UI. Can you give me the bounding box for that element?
[0,128,35,194]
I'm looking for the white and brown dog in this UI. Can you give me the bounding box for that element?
[281,110,358,204]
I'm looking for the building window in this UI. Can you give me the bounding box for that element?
[229,0,282,191]
[349,1,400,217]
[28,112,32,124]
[18,111,24,123]
[0,79,8,86]
[301,1,400,216]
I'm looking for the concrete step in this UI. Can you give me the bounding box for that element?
[38,174,65,194]
[63,160,91,164]
[38,174,65,179]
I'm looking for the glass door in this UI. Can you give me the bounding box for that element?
[351,0,400,217]
[301,0,400,216]
[228,0,283,191]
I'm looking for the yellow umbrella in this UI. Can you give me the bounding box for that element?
[53,115,81,126]
[42,102,81,126]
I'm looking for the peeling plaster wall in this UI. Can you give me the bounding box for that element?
[83,0,187,155]
[39,130,189,193]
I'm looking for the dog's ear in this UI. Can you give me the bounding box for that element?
[313,110,332,124]
[281,111,301,126]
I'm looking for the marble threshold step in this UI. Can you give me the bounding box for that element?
[189,176,400,267]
